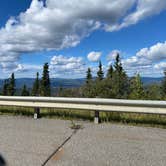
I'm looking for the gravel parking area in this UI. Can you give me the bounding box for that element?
[47,123,166,166]
[0,116,72,166]
[0,116,166,166]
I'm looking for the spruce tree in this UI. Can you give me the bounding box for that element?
[8,73,15,96]
[129,74,145,99]
[102,65,115,98]
[32,72,40,96]
[97,61,104,81]
[161,70,166,99]
[2,79,9,96]
[83,67,95,97]
[113,54,129,98]
[107,65,114,79]
[86,68,92,84]
[40,63,51,96]
[21,84,30,96]
[114,53,123,73]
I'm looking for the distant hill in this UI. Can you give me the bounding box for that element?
[0,77,163,89]
[0,78,86,89]
[141,77,163,85]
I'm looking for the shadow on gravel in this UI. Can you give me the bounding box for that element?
[0,154,6,166]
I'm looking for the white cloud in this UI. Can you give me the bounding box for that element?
[122,41,166,76]
[106,0,166,31]
[87,51,102,62]
[107,50,120,61]
[0,62,43,78]
[0,0,135,71]
[123,41,166,66]
[50,55,86,78]
[0,0,166,75]
[154,62,166,70]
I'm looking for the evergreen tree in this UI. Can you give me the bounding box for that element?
[129,74,145,99]
[8,73,16,96]
[32,72,40,96]
[83,68,95,97]
[2,79,9,96]
[21,84,30,96]
[161,70,166,99]
[97,61,104,81]
[40,63,51,96]
[94,61,105,97]
[146,84,162,100]
[113,54,129,98]
[86,68,92,84]
[102,65,115,98]
[107,65,114,79]
[114,54,123,73]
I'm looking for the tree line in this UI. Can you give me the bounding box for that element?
[1,54,166,100]
[83,54,166,100]
[1,63,51,97]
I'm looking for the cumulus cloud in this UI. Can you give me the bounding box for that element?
[87,51,102,62]
[123,41,166,66]
[122,41,166,76]
[107,50,120,61]
[154,62,166,70]
[0,0,166,73]
[106,0,166,31]
[50,55,86,77]
[0,0,134,71]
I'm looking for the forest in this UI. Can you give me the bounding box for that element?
[1,54,165,100]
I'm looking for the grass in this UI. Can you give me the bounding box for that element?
[0,106,166,128]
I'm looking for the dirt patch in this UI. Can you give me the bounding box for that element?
[51,148,64,161]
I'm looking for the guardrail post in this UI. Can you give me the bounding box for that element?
[34,107,40,119]
[94,111,99,124]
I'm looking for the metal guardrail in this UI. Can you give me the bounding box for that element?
[0,96,166,123]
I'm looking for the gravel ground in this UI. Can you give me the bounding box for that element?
[47,122,166,166]
[0,116,166,166]
[0,116,72,166]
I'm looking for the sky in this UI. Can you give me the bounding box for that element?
[0,0,166,78]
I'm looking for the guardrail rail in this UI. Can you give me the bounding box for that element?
[0,96,166,123]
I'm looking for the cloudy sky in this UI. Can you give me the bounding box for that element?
[0,0,166,78]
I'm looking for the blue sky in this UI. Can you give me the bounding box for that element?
[0,0,166,78]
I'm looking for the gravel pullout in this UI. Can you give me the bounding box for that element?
[0,116,72,166]
[47,122,166,166]
[0,116,166,166]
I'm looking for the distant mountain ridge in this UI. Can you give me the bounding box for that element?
[141,77,163,85]
[0,78,86,89]
[0,77,164,89]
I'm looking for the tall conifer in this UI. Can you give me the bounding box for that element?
[40,63,51,96]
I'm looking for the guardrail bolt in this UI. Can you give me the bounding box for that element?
[34,107,40,119]
[94,111,100,124]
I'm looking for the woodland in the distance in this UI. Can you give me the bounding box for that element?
[1,54,166,100]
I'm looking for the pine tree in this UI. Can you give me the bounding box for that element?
[161,70,166,99]
[8,73,15,96]
[129,74,145,99]
[107,65,114,79]
[102,65,115,98]
[146,84,162,100]
[21,84,30,96]
[113,54,129,98]
[2,79,9,96]
[40,63,51,96]
[114,53,123,73]
[83,67,95,97]
[32,72,40,96]
[86,68,92,84]
[97,61,104,81]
